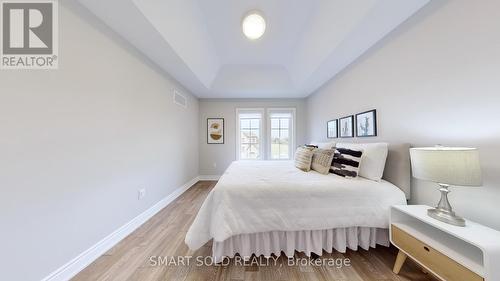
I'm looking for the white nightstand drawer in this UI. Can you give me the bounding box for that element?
[392,224,483,281]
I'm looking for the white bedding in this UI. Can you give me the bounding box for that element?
[185,160,407,250]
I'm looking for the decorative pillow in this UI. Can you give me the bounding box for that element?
[295,146,314,172]
[336,142,388,181]
[309,141,336,150]
[330,148,363,178]
[311,149,335,174]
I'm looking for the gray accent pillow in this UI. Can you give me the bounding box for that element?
[294,147,314,172]
[311,149,335,174]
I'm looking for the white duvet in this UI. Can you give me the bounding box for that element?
[185,161,407,250]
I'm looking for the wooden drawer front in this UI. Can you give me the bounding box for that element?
[391,225,483,281]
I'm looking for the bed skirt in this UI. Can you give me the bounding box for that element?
[212,227,389,262]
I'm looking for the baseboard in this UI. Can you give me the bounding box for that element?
[42,176,200,281]
[198,174,221,181]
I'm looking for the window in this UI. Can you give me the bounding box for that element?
[268,109,295,160]
[236,108,296,161]
[237,109,263,160]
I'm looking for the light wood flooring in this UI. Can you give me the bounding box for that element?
[73,181,437,281]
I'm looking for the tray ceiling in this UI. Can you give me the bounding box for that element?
[77,0,429,98]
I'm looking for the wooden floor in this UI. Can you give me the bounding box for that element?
[73,181,437,281]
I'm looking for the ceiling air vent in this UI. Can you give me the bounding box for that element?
[173,89,187,108]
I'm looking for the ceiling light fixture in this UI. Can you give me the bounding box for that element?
[242,11,266,40]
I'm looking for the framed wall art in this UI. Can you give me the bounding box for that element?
[339,115,354,138]
[356,109,377,137]
[207,118,224,144]
[327,119,338,138]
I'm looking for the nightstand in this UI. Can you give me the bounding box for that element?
[390,205,500,281]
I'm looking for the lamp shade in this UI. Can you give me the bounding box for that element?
[409,147,482,186]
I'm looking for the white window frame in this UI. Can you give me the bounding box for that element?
[267,108,296,160]
[236,108,265,160]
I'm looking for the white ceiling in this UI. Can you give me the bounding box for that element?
[77,0,429,98]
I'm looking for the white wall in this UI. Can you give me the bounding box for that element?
[0,1,199,280]
[199,99,307,175]
[307,0,500,230]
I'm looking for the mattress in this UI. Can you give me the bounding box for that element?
[185,160,407,250]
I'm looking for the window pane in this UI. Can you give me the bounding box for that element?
[249,144,259,159]
[238,110,263,160]
[280,118,289,129]
[250,129,260,139]
[240,119,250,129]
[250,119,260,129]
[241,130,251,143]
[271,143,280,159]
[268,110,294,160]
[240,144,249,159]
[271,129,280,143]
[280,129,289,140]
[279,144,289,158]
[271,118,279,129]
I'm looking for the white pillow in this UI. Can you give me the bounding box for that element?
[309,141,336,150]
[336,142,388,181]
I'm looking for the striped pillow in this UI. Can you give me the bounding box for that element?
[330,148,363,178]
[295,146,315,172]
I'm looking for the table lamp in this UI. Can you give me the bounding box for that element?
[409,147,482,227]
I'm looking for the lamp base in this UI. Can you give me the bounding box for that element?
[427,208,465,227]
[427,183,466,227]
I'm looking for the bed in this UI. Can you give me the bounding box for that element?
[185,143,410,262]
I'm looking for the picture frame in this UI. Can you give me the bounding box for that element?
[356,109,377,137]
[207,118,224,144]
[327,119,338,138]
[339,115,354,138]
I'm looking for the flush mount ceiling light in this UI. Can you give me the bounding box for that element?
[242,11,266,40]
